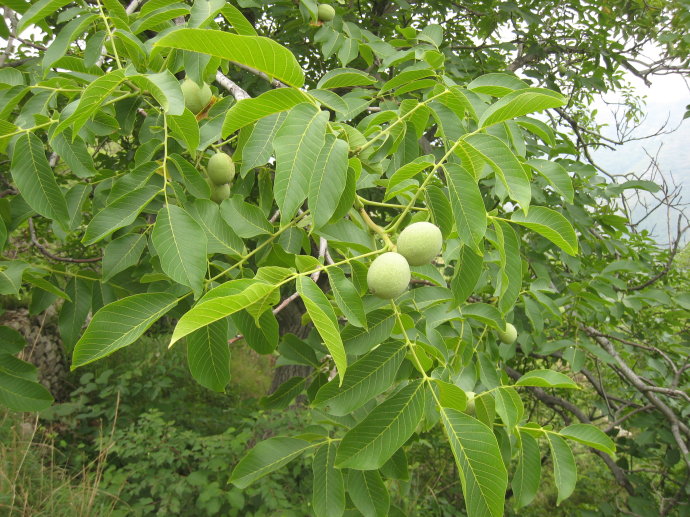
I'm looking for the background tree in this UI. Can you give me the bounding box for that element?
[1,0,688,515]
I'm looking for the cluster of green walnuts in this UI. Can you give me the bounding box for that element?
[181,78,235,203]
[366,221,442,299]
[366,221,518,345]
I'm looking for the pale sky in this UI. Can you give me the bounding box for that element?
[590,66,690,245]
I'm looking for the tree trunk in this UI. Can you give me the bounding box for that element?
[268,300,312,394]
[1,307,71,401]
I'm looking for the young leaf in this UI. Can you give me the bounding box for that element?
[188,0,225,27]
[128,71,185,115]
[313,341,406,416]
[155,28,305,87]
[220,4,257,35]
[512,430,541,509]
[494,221,521,314]
[434,379,467,411]
[186,319,229,392]
[10,133,69,228]
[335,380,426,470]
[171,281,276,344]
[273,104,329,224]
[425,185,454,239]
[219,196,273,237]
[0,262,28,296]
[461,303,503,329]
[510,206,578,256]
[230,437,319,489]
[317,68,377,89]
[441,408,508,517]
[387,157,434,197]
[43,14,98,70]
[312,442,346,517]
[467,73,528,97]
[260,376,307,409]
[545,433,577,505]
[341,309,395,355]
[296,276,347,381]
[232,310,279,354]
[239,112,287,176]
[72,293,179,368]
[17,0,74,33]
[58,278,93,350]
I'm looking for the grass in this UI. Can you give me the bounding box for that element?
[0,411,121,517]
[0,332,277,516]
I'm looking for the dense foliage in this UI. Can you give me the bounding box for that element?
[1,0,688,515]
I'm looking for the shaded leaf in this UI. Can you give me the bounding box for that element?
[72,293,179,368]
[441,409,508,517]
[187,319,229,392]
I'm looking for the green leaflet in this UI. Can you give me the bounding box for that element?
[273,104,329,224]
[170,281,277,345]
[512,430,541,509]
[511,206,579,256]
[186,319,230,392]
[155,28,305,88]
[335,380,426,470]
[441,409,508,517]
[151,204,208,296]
[10,133,69,229]
[72,293,179,368]
[545,432,577,505]
[297,276,347,381]
[222,88,309,137]
[313,341,406,416]
[230,437,321,489]
[312,442,345,517]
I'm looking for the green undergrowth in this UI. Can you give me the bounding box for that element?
[2,333,624,516]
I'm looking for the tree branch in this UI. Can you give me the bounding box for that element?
[28,218,102,263]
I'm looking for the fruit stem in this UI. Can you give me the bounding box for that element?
[359,207,395,250]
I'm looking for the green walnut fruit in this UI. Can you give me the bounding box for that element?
[465,391,476,415]
[207,152,235,185]
[317,3,335,21]
[367,252,411,299]
[396,221,443,266]
[498,323,517,344]
[209,182,230,204]
[181,78,212,114]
